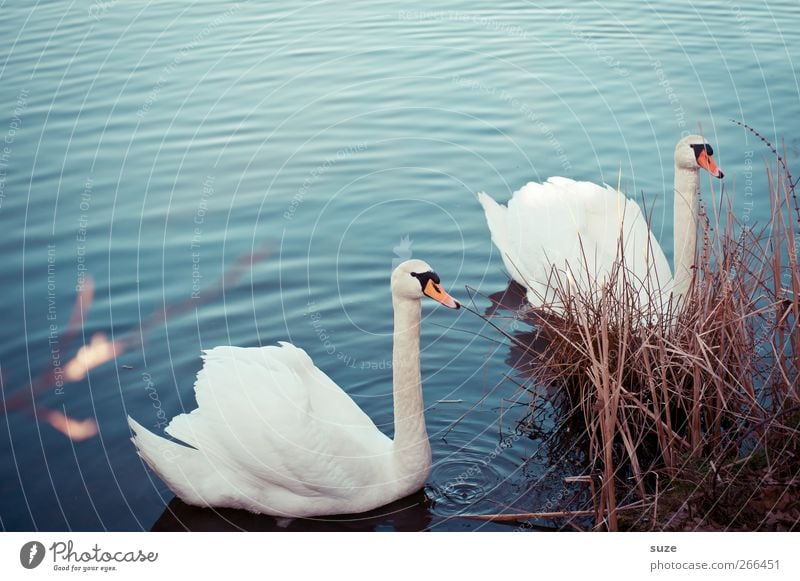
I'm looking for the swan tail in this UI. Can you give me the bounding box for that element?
[476,192,506,241]
[477,192,522,283]
[128,416,210,505]
[191,343,315,417]
[199,343,313,381]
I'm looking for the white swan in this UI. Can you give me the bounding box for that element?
[128,259,460,518]
[478,135,724,308]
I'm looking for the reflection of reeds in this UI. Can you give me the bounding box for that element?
[478,142,799,530]
[2,244,269,441]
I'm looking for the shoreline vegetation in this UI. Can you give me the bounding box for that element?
[474,130,799,531]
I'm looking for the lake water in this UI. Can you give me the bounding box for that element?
[1,0,797,531]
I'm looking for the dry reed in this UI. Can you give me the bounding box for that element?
[480,134,799,530]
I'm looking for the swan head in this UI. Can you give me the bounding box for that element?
[675,134,724,179]
[391,259,460,309]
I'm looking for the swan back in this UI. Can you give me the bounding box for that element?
[479,177,672,308]
[130,343,401,516]
[129,261,458,517]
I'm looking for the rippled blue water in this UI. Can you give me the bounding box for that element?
[1,0,797,531]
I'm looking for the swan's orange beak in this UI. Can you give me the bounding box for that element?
[697,149,724,179]
[423,279,460,309]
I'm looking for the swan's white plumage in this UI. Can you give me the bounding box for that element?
[129,259,457,518]
[479,177,673,308]
[129,342,406,517]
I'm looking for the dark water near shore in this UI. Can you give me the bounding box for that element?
[0,0,797,531]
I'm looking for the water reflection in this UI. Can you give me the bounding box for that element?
[428,452,505,516]
[2,0,795,531]
[152,491,433,532]
[1,245,268,442]
[152,489,557,531]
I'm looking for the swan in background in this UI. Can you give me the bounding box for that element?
[478,135,724,308]
[128,259,460,518]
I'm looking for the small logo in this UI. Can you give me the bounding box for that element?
[392,235,413,268]
[20,541,46,569]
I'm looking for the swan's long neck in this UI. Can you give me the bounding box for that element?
[390,294,431,474]
[673,165,700,298]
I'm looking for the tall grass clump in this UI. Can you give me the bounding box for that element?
[486,137,799,530]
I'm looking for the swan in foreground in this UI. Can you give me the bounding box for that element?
[478,135,724,307]
[128,259,460,517]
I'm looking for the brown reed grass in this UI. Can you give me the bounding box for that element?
[480,137,799,530]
